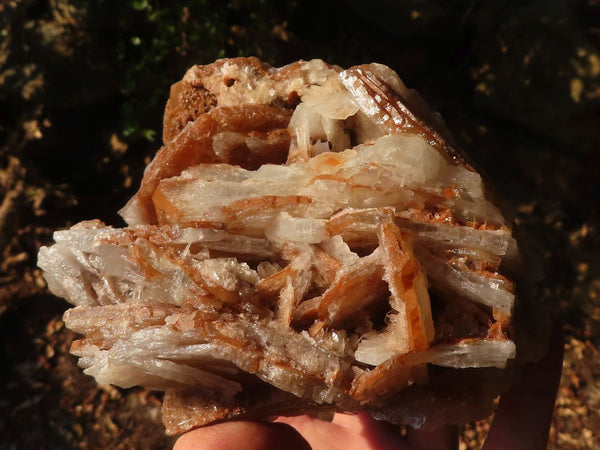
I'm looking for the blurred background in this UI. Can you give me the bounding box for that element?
[1,0,599,448]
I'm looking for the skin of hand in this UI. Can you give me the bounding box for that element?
[174,321,564,450]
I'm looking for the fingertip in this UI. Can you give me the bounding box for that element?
[173,428,204,450]
[173,421,311,450]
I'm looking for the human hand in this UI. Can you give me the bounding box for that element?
[174,322,563,450]
[174,412,457,450]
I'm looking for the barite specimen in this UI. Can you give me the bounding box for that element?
[38,58,523,435]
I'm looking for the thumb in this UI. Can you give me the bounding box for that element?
[483,320,564,450]
[174,421,311,450]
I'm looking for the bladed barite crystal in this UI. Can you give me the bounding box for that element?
[38,58,520,434]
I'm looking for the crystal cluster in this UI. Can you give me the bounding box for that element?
[38,58,520,434]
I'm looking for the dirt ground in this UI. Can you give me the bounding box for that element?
[1,1,599,448]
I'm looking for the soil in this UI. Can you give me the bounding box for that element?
[1,0,599,448]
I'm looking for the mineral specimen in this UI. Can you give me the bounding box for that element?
[38,58,524,435]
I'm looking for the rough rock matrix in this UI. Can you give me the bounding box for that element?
[38,58,523,435]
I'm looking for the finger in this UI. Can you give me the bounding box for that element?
[331,412,360,428]
[483,319,564,450]
[334,412,406,449]
[279,413,423,450]
[276,415,351,449]
[173,421,311,450]
[405,424,459,450]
